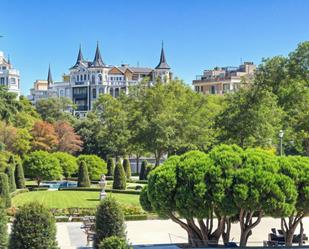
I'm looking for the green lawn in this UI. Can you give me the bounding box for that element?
[12,191,140,209]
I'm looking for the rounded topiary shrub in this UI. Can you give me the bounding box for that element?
[99,236,129,249]
[9,202,58,249]
[77,160,91,187]
[0,202,8,249]
[139,186,153,212]
[94,197,125,249]
[139,160,147,180]
[5,166,16,192]
[113,162,126,190]
[15,162,25,189]
[0,173,11,208]
[107,158,115,176]
[122,158,131,179]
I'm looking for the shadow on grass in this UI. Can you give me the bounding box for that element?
[86,198,100,202]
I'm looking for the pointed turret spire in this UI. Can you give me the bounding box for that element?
[92,41,105,67]
[155,41,170,69]
[71,45,85,69]
[7,54,10,64]
[47,64,53,88]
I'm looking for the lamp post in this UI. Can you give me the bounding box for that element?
[279,130,284,156]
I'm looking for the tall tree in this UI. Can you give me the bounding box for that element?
[54,120,83,154]
[0,86,21,123]
[31,121,58,151]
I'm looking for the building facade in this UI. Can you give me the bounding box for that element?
[192,62,256,94]
[0,51,21,97]
[29,43,172,117]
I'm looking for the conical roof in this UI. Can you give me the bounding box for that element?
[155,42,170,70]
[71,45,85,69]
[92,42,105,67]
[47,65,53,88]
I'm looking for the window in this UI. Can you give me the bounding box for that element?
[98,74,102,83]
[0,78,4,85]
[84,74,87,81]
[10,78,16,84]
[92,88,97,99]
[211,85,216,94]
[77,75,79,81]
[92,75,95,84]
[60,89,64,96]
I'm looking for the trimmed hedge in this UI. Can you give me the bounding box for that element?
[113,162,126,190]
[59,187,141,195]
[107,158,115,176]
[9,203,58,249]
[94,197,126,249]
[77,161,91,187]
[122,159,131,179]
[5,166,16,192]
[0,173,11,208]
[0,204,7,249]
[139,160,147,180]
[15,163,25,189]
[99,236,129,249]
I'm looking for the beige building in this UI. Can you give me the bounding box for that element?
[192,62,256,94]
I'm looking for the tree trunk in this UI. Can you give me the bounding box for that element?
[239,209,262,247]
[299,220,304,246]
[222,217,232,244]
[281,214,304,247]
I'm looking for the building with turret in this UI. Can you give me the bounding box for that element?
[29,42,172,117]
[0,51,21,97]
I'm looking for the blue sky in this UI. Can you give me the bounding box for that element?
[1,0,309,95]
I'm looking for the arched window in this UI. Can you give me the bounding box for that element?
[92,75,95,84]
[84,74,87,81]
[77,75,79,81]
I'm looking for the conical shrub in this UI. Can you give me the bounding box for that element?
[107,158,115,176]
[15,162,25,189]
[0,173,11,208]
[113,162,126,190]
[5,166,16,192]
[122,158,131,179]
[0,202,8,249]
[77,161,91,187]
[139,160,148,180]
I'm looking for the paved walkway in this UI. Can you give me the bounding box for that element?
[56,217,309,249]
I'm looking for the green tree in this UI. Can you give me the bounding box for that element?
[107,158,115,176]
[0,201,8,248]
[9,203,58,249]
[144,164,153,180]
[113,162,126,190]
[0,173,11,208]
[94,197,126,249]
[216,87,283,148]
[5,166,16,192]
[278,156,309,246]
[35,97,75,123]
[53,152,77,180]
[0,86,21,123]
[15,162,25,189]
[122,158,131,179]
[77,155,107,180]
[23,151,63,186]
[77,161,91,187]
[92,94,130,158]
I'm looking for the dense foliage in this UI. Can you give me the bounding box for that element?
[5,166,16,192]
[14,162,25,189]
[77,160,91,187]
[107,158,115,176]
[141,145,302,247]
[9,203,58,249]
[113,161,126,190]
[23,150,62,186]
[122,158,131,179]
[99,236,129,249]
[94,197,126,249]
[0,202,8,248]
[53,152,78,179]
[77,155,107,180]
[0,173,11,208]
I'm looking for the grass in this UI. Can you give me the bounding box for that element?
[12,190,140,209]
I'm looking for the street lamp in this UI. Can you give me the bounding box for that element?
[279,130,284,156]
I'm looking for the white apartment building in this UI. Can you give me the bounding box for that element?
[29,42,172,117]
[192,62,256,94]
[0,51,21,97]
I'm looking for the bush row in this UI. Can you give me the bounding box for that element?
[58,187,141,195]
